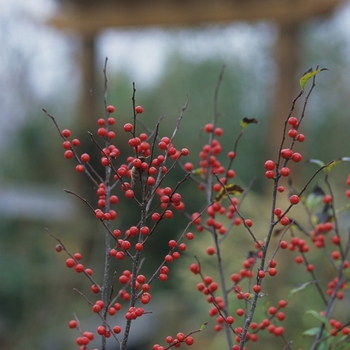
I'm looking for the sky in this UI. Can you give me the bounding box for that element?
[1,0,350,216]
[1,0,350,132]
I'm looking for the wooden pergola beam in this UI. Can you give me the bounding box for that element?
[49,0,342,34]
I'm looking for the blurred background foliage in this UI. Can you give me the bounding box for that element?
[1,2,350,349]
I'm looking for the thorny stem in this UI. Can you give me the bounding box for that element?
[311,227,350,350]
[73,288,121,346]
[45,228,100,288]
[239,77,322,349]
[101,57,112,350]
[205,65,233,350]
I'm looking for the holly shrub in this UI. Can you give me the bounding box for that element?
[44,61,350,350]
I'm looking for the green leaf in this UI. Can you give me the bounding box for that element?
[335,339,350,350]
[305,185,325,210]
[309,157,350,175]
[240,117,259,130]
[288,280,318,299]
[313,204,334,225]
[305,310,329,327]
[319,339,333,350]
[200,322,207,331]
[308,158,325,168]
[192,168,205,179]
[299,67,328,91]
[303,327,321,336]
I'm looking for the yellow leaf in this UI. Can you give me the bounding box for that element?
[299,67,328,91]
[215,183,244,202]
[240,117,259,130]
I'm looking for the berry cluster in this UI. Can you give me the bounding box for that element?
[177,76,350,349]
[46,82,201,350]
[45,65,350,350]
[153,332,195,350]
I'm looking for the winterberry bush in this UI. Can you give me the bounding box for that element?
[44,60,350,350]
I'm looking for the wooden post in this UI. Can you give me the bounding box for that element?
[78,34,98,130]
[270,23,299,158]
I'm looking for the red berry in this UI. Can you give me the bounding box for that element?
[264,160,275,170]
[289,195,300,205]
[269,268,277,276]
[62,140,71,149]
[85,268,93,275]
[292,152,302,162]
[274,208,282,216]
[109,195,119,204]
[278,186,284,192]
[135,106,144,114]
[280,216,290,226]
[81,153,90,162]
[228,151,236,159]
[97,118,105,126]
[97,128,107,137]
[277,312,285,321]
[152,213,161,221]
[107,131,115,139]
[113,325,121,334]
[140,226,150,235]
[181,148,189,156]
[97,326,106,335]
[274,326,285,336]
[288,117,298,126]
[332,235,340,245]
[66,258,75,268]
[55,244,63,252]
[176,332,185,341]
[331,251,340,260]
[108,117,115,125]
[236,308,245,316]
[288,129,298,138]
[76,164,84,173]
[297,134,305,142]
[295,256,303,264]
[107,105,115,113]
[125,190,134,199]
[204,123,214,133]
[245,219,253,227]
[75,263,84,273]
[281,148,293,159]
[95,209,104,219]
[185,336,194,345]
[227,169,235,178]
[206,246,215,255]
[258,270,265,278]
[280,241,288,249]
[214,127,223,136]
[92,304,101,313]
[62,129,71,137]
[64,150,73,159]
[165,336,173,344]
[280,167,290,177]
[184,162,193,171]
[268,306,277,315]
[253,284,261,293]
[72,138,80,146]
[68,320,77,328]
[91,284,100,293]
[123,123,133,132]
[306,264,314,272]
[278,300,287,308]
[265,170,275,179]
[323,195,332,204]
